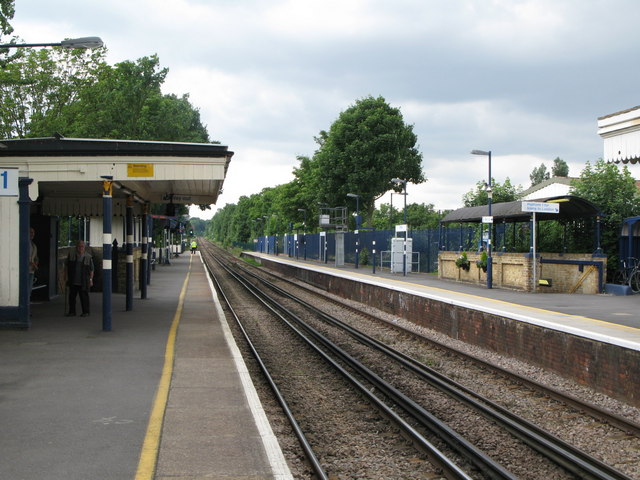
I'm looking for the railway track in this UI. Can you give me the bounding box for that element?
[200,240,640,479]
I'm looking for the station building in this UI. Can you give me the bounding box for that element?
[0,135,233,328]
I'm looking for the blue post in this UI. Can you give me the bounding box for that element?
[595,215,603,255]
[372,240,376,274]
[125,195,133,311]
[102,178,113,332]
[147,215,153,285]
[486,150,493,289]
[140,205,148,299]
[18,178,33,328]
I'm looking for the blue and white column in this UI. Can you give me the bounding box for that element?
[140,204,148,299]
[125,195,134,311]
[101,177,113,332]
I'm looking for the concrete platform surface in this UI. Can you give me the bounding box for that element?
[0,253,290,480]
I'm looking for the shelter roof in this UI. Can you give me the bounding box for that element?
[441,195,604,224]
[0,136,233,215]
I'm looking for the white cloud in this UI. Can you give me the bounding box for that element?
[11,0,640,222]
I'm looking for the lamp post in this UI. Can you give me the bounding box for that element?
[391,178,408,276]
[256,217,265,252]
[317,202,328,263]
[0,37,104,49]
[471,149,493,289]
[297,208,307,260]
[346,193,361,268]
[4,35,104,328]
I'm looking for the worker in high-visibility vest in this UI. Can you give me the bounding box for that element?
[190,239,197,254]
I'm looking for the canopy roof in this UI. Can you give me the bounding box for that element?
[441,195,604,224]
[598,105,640,164]
[0,136,233,216]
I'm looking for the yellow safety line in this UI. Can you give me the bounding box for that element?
[135,255,192,480]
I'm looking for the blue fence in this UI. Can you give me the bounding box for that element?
[254,225,498,273]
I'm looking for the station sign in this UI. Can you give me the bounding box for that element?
[482,216,493,224]
[395,224,408,233]
[162,193,192,202]
[0,167,18,196]
[521,201,560,214]
[127,163,154,177]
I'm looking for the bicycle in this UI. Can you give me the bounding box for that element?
[612,257,640,293]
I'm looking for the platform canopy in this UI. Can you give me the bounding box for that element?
[598,105,640,165]
[441,195,604,224]
[0,136,233,215]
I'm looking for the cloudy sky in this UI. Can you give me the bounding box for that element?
[12,0,640,219]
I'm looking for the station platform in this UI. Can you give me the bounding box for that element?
[248,252,640,350]
[0,253,291,480]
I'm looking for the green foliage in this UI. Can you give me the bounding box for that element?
[0,48,210,144]
[188,218,208,236]
[371,202,445,230]
[476,250,487,270]
[455,252,470,270]
[360,247,370,265]
[552,157,569,177]
[462,178,523,207]
[312,95,425,224]
[529,157,569,187]
[529,163,550,186]
[0,0,14,38]
[0,46,107,138]
[570,159,640,271]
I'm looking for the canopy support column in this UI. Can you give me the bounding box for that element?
[101,177,113,332]
[125,195,134,311]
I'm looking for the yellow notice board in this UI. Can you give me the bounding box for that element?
[127,164,154,177]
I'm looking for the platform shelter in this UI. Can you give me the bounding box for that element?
[0,136,233,328]
[438,195,607,293]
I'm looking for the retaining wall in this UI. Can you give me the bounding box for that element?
[247,253,640,407]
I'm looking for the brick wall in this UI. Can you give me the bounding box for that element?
[251,254,639,407]
[438,251,606,294]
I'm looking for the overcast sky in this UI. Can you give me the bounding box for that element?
[12,0,640,219]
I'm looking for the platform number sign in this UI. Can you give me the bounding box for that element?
[0,167,19,196]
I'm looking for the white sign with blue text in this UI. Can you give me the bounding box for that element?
[521,201,560,214]
[0,167,19,196]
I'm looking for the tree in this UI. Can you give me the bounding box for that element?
[0,0,14,38]
[529,163,550,186]
[551,157,569,177]
[312,96,425,224]
[570,160,640,272]
[462,178,523,207]
[0,46,106,138]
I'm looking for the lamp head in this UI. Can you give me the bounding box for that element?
[61,37,104,49]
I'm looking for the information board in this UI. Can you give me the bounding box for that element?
[521,201,560,213]
[0,167,18,196]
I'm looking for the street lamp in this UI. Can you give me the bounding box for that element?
[391,178,408,276]
[471,149,493,289]
[346,193,361,228]
[346,193,361,268]
[0,37,104,49]
[297,208,307,260]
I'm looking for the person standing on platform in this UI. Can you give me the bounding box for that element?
[66,240,94,317]
[29,227,39,301]
[191,239,197,254]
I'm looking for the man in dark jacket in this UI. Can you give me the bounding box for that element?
[66,241,94,317]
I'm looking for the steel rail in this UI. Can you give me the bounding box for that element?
[199,247,329,480]
[210,248,515,480]
[234,254,635,480]
[204,246,479,480]
[248,254,640,438]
